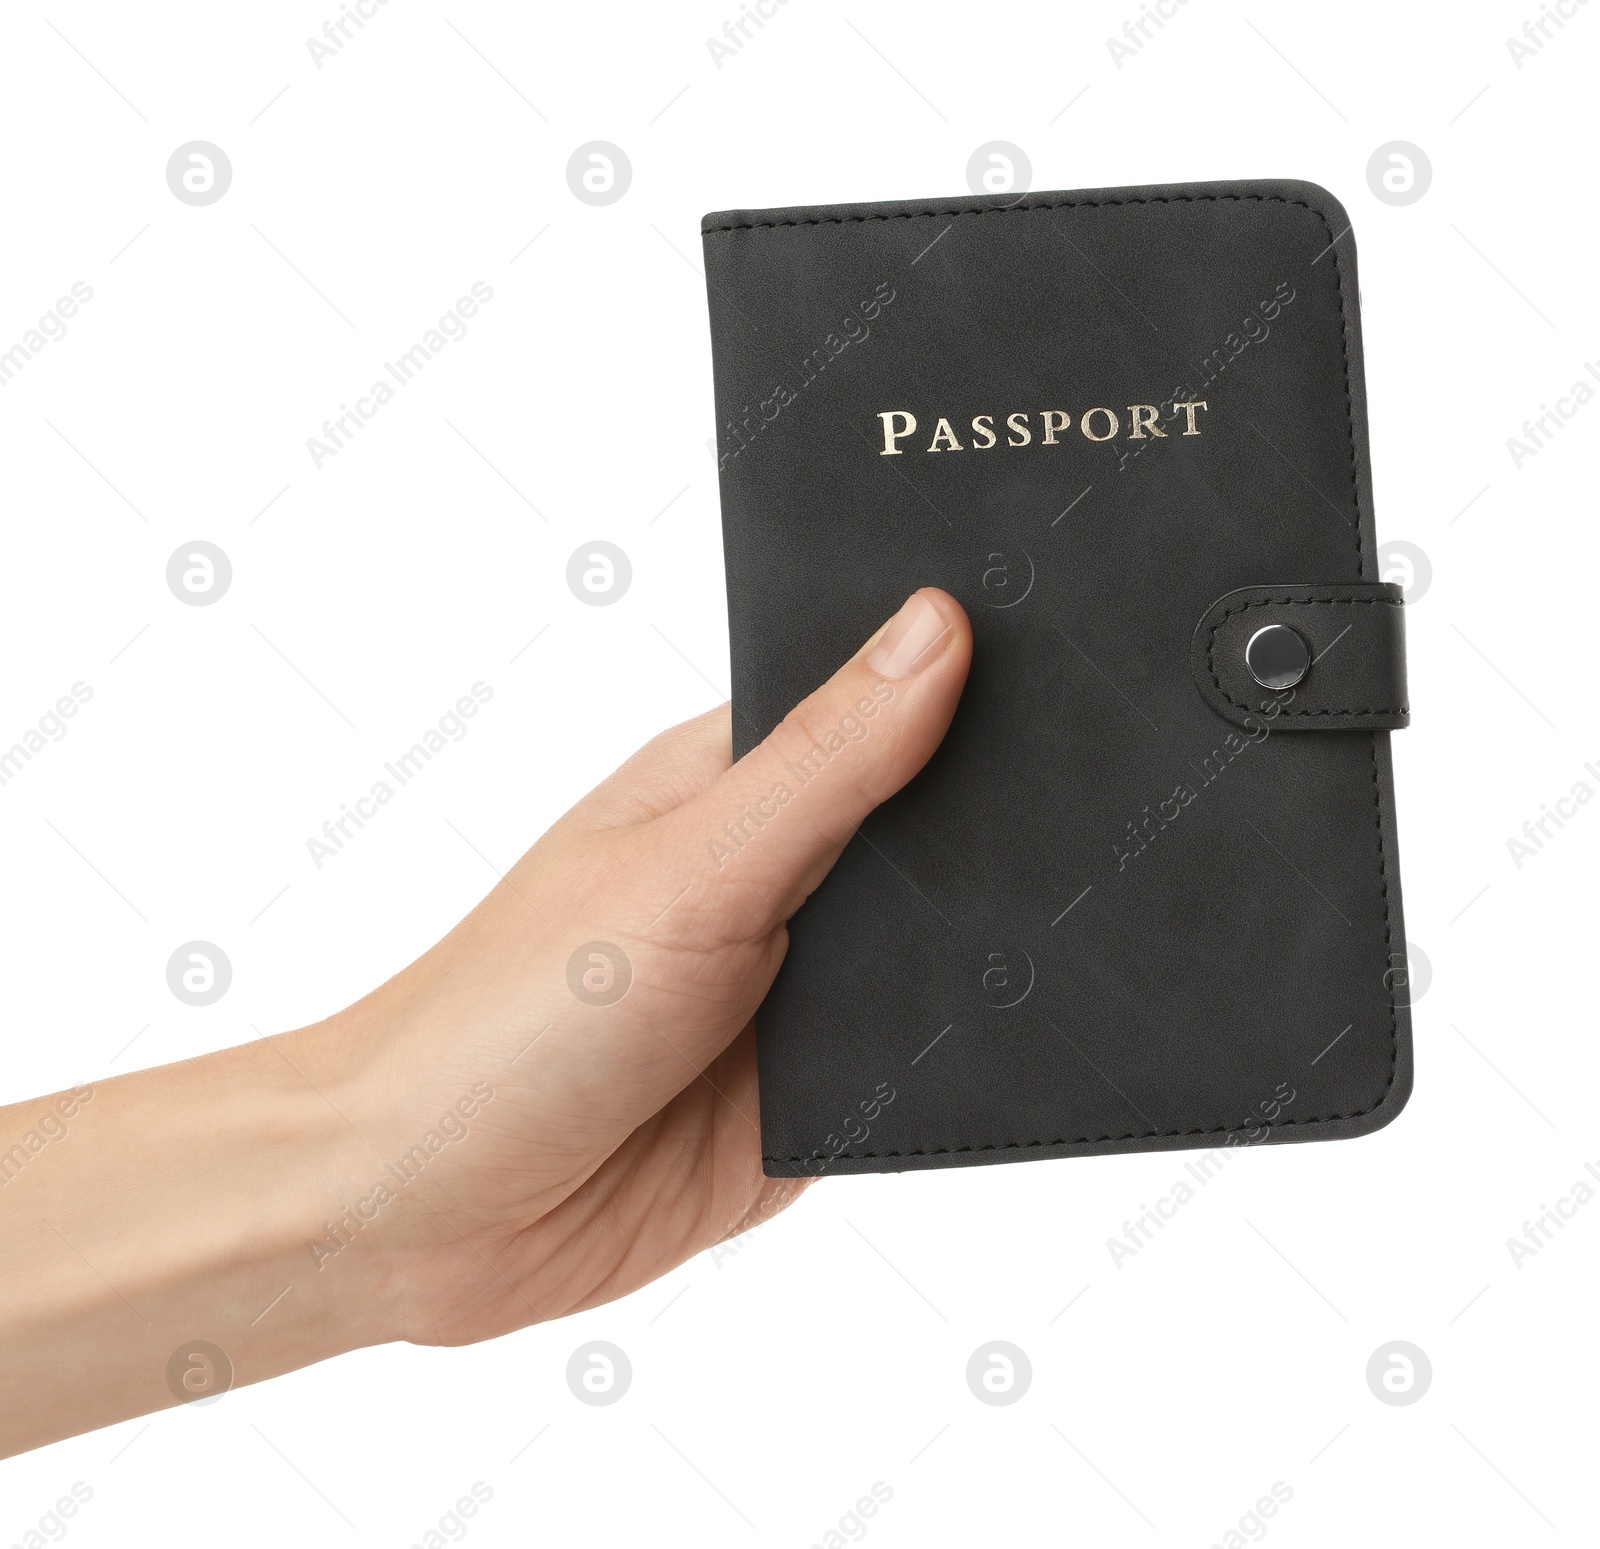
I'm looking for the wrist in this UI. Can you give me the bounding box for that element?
[249,1019,409,1353]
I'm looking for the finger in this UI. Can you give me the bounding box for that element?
[658,588,971,940]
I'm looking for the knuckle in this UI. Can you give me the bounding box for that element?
[764,692,884,806]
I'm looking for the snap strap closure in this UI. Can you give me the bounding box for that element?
[1191,583,1410,732]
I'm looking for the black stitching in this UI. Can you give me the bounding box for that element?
[768,1104,1383,1165]
[1204,594,1408,716]
[707,192,1318,234]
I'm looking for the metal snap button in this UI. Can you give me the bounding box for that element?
[1245,623,1310,691]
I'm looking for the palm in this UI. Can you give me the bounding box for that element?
[389,1024,807,1347]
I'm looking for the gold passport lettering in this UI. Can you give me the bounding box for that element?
[877,402,1208,454]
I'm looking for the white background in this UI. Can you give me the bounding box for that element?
[1,1,1597,1544]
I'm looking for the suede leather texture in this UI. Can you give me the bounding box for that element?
[701,178,1413,1175]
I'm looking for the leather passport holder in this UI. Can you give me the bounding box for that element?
[700,178,1413,1175]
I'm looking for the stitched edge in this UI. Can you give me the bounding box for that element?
[1204,595,1408,717]
[727,192,1407,1164]
[707,191,1319,235]
[767,1107,1377,1166]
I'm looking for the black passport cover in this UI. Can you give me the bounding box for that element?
[701,179,1413,1175]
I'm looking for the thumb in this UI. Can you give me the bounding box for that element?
[663,587,972,938]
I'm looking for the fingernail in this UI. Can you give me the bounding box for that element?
[867,592,950,679]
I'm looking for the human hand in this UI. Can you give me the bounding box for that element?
[335,585,973,1346]
[0,587,971,1454]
